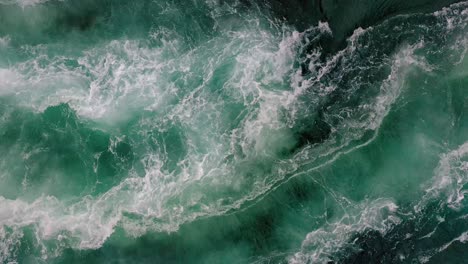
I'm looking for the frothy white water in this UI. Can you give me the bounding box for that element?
[0,226,23,263]
[285,30,432,181]
[0,16,312,257]
[0,0,39,5]
[289,199,400,264]
[287,4,468,260]
[0,1,466,261]
[289,141,468,264]
[0,13,436,260]
[412,142,468,263]
[419,142,468,210]
[0,68,21,95]
[0,0,49,7]
[0,19,404,259]
[257,28,434,263]
[0,36,10,47]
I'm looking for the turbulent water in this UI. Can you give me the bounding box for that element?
[0,0,467,263]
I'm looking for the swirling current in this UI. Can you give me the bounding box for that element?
[0,0,467,263]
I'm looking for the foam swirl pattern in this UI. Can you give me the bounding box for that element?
[0,0,467,263]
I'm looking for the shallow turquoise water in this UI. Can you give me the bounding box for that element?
[0,0,467,263]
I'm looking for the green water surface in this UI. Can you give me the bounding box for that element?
[0,0,467,263]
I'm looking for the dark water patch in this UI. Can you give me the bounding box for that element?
[319,0,464,52]
[0,0,218,49]
[336,200,468,264]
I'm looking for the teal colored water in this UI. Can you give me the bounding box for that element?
[0,0,467,263]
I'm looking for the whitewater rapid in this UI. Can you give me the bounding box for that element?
[0,0,467,263]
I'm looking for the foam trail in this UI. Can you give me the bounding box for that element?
[0,20,410,258]
[0,17,314,256]
[419,142,468,210]
[413,142,468,263]
[289,199,400,264]
[0,1,466,262]
[289,140,468,264]
[286,4,468,261]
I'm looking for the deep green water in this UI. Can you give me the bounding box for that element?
[0,0,467,263]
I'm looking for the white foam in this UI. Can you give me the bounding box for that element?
[282,31,430,174]
[0,2,466,261]
[419,142,468,210]
[0,68,21,95]
[0,16,309,258]
[366,41,431,131]
[289,199,400,264]
[0,226,22,263]
[0,0,50,7]
[286,6,468,262]
[438,231,468,252]
[0,36,10,47]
